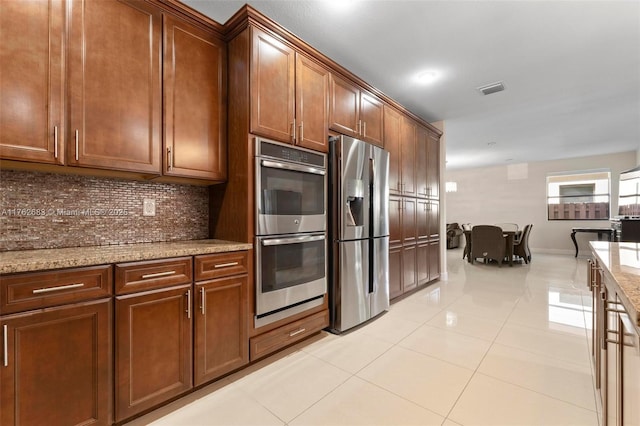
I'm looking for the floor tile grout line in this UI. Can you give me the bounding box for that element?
[442,292,519,421]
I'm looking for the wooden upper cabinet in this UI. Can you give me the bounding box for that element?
[250,27,328,151]
[67,0,162,174]
[427,131,441,199]
[329,74,383,146]
[0,0,65,164]
[384,105,402,195]
[250,26,296,143]
[360,92,384,146]
[296,54,329,152]
[416,199,429,240]
[164,15,227,181]
[416,126,429,198]
[400,116,417,196]
[329,74,360,137]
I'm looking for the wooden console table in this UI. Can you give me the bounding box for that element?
[570,227,616,257]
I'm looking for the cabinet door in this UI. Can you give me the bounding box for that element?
[415,126,429,198]
[296,53,329,152]
[416,242,429,286]
[329,74,359,137]
[389,196,402,247]
[0,0,64,164]
[605,286,618,426]
[68,0,162,173]
[360,92,384,147]
[428,201,440,240]
[621,310,640,426]
[194,276,248,386]
[164,15,227,181]
[384,106,402,195]
[400,117,417,196]
[427,131,441,199]
[250,27,295,143]
[429,240,440,281]
[401,198,416,245]
[115,285,192,422]
[1,299,112,426]
[402,244,417,293]
[389,245,403,300]
[416,199,429,240]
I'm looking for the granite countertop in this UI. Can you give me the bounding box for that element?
[590,241,640,327]
[0,240,253,274]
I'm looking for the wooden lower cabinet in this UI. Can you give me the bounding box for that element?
[250,310,329,360]
[115,284,192,422]
[389,245,403,299]
[1,298,112,426]
[429,240,441,281]
[194,275,248,386]
[402,244,417,293]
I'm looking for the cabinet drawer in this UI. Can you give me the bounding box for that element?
[250,309,329,361]
[1,265,112,314]
[115,257,192,295]
[194,251,248,281]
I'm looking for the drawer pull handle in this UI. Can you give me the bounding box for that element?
[3,324,7,367]
[289,328,306,337]
[32,283,84,294]
[214,262,239,269]
[141,271,176,279]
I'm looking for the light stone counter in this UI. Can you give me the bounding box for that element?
[590,241,640,327]
[0,240,253,274]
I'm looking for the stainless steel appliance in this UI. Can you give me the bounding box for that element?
[255,138,327,235]
[328,135,390,333]
[254,138,328,327]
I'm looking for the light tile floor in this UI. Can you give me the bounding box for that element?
[126,249,599,426]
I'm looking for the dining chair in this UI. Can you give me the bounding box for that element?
[513,224,533,264]
[470,225,507,267]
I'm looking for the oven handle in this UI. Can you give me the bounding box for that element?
[261,234,326,246]
[261,159,326,176]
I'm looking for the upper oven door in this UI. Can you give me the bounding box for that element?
[256,155,327,236]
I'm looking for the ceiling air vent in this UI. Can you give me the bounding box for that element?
[477,81,505,96]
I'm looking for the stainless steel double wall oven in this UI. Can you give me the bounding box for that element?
[254,138,327,327]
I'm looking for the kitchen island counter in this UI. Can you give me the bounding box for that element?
[590,241,640,328]
[0,239,252,274]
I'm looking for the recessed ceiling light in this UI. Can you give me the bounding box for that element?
[417,70,438,84]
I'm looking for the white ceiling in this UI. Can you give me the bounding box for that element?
[183,0,640,170]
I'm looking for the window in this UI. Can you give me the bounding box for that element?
[547,170,610,220]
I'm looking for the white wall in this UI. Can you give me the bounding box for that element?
[445,151,636,256]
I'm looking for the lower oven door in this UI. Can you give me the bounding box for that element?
[256,232,327,316]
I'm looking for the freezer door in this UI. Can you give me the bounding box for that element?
[339,136,370,241]
[336,239,370,331]
[370,236,390,318]
[371,145,390,238]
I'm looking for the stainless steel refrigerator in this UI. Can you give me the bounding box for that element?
[328,135,390,333]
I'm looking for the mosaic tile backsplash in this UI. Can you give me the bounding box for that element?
[0,170,209,251]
